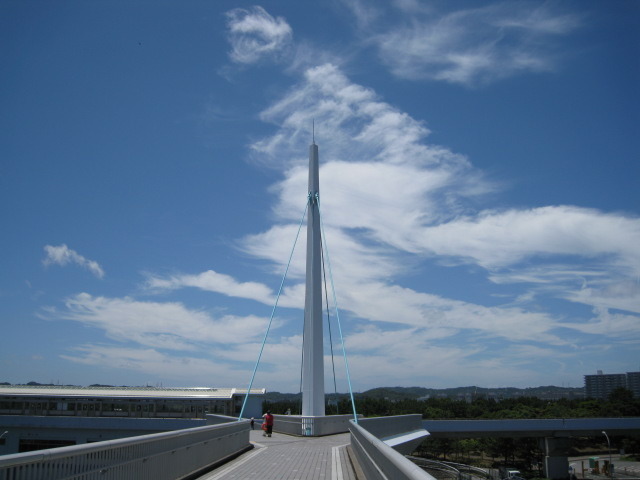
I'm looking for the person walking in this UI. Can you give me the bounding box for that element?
[250,417,255,430]
[262,410,274,437]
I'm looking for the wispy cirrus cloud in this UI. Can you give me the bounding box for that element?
[339,0,381,30]
[565,282,640,316]
[560,307,640,340]
[347,1,582,86]
[43,244,105,279]
[250,62,489,213]
[226,6,293,64]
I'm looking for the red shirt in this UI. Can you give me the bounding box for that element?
[264,413,274,426]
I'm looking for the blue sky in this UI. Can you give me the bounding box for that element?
[1,0,638,393]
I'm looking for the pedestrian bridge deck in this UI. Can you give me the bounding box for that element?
[196,430,358,480]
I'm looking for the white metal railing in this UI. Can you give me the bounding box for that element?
[349,417,436,480]
[0,417,250,480]
[272,414,357,436]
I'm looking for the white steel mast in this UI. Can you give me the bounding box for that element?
[301,140,325,417]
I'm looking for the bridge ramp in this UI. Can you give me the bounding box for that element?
[196,430,357,480]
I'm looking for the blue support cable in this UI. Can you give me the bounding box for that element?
[315,193,359,424]
[238,197,310,420]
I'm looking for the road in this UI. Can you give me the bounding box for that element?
[570,455,640,479]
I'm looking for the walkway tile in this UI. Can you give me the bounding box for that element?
[197,430,357,480]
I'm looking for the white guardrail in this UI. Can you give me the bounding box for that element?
[272,414,357,436]
[349,415,437,480]
[0,416,250,480]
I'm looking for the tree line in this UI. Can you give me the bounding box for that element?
[263,387,640,470]
[264,387,640,419]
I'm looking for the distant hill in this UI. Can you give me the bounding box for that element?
[2,382,583,401]
[355,385,583,401]
[263,385,584,403]
[263,391,302,402]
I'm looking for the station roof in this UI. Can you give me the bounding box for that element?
[0,385,266,400]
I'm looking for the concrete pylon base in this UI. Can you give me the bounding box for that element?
[272,414,358,437]
[544,437,571,480]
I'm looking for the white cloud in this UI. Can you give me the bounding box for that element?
[46,293,270,351]
[43,244,105,279]
[489,265,640,315]
[145,270,274,305]
[340,0,381,30]
[369,2,581,86]
[560,307,640,340]
[49,9,633,390]
[59,335,315,392]
[144,265,307,311]
[251,63,490,225]
[272,161,471,253]
[140,268,567,352]
[113,57,637,390]
[252,63,464,170]
[226,6,293,64]
[241,223,404,288]
[247,62,640,272]
[341,325,565,389]
[414,206,640,273]
[60,345,253,387]
[337,281,563,345]
[409,207,640,315]
[488,265,608,286]
[240,61,640,342]
[565,282,640,316]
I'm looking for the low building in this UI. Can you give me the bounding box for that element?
[0,384,265,455]
[0,384,264,419]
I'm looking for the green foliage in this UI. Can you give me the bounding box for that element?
[261,399,301,415]
[621,436,640,456]
[607,388,640,416]
[309,386,640,476]
[261,386,640,421]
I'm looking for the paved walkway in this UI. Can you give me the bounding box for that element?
[196,430,358,480]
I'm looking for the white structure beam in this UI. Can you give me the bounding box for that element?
[302,142,325,417]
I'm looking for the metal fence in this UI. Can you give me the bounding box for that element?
[406,457,462,480]
[406,457,494,480]
[0,417,250,480]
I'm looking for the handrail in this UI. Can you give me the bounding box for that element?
[349,419,436,480]
[0,418,251,479]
